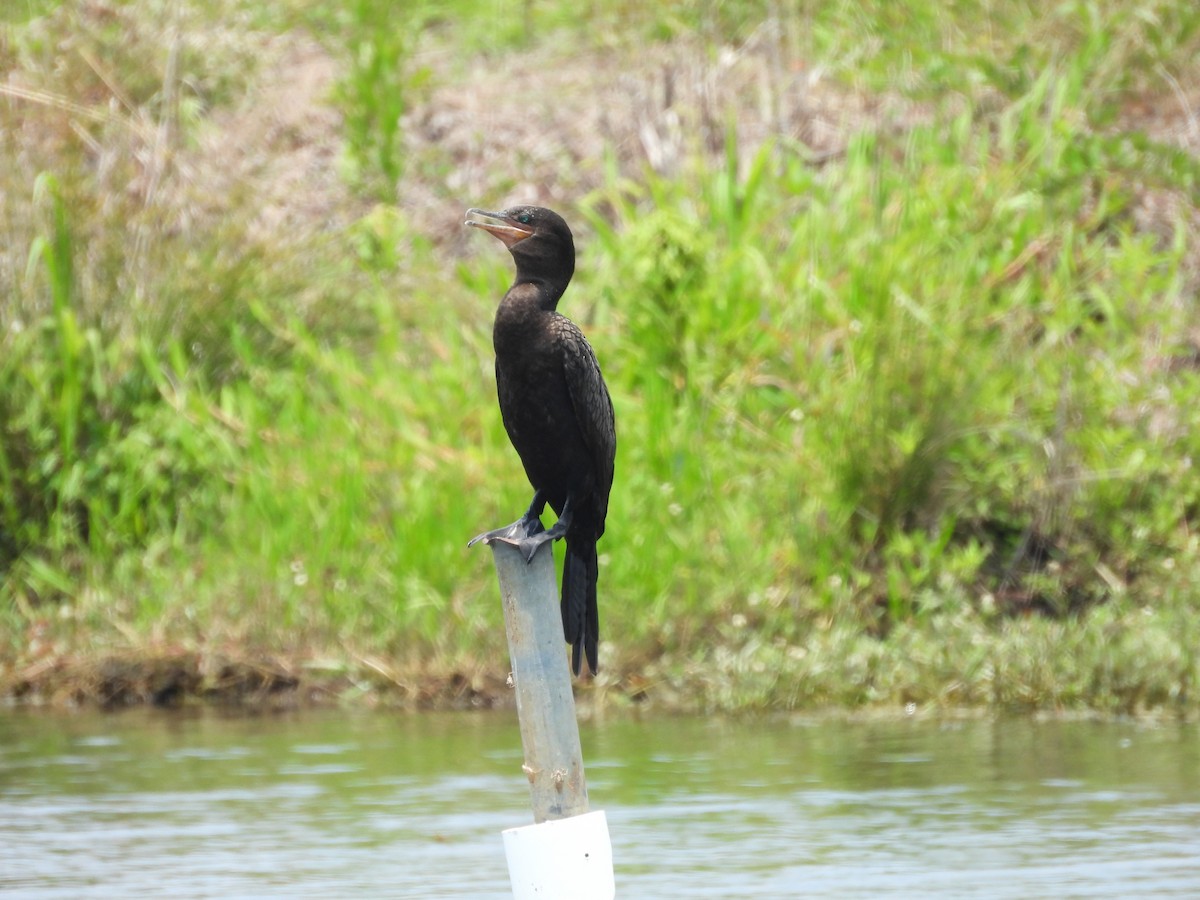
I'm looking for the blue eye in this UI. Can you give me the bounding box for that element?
[517,213,532,224]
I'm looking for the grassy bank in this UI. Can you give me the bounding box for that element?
[2,0,1199,714]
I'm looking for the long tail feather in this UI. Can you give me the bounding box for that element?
[562,538,599,676]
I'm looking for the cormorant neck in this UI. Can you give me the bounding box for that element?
[513,272,569,310]
[507,230,574,311]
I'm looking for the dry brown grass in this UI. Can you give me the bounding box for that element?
[399,27,931,245]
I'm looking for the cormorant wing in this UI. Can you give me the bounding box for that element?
[559,319,616,532]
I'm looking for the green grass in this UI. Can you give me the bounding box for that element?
[2,0,1199,712]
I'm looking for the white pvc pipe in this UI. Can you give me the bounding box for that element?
[504,809,615,900]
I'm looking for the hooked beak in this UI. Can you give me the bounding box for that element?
[464,208,535,248]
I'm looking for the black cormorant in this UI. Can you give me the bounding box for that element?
[465,205,616,677]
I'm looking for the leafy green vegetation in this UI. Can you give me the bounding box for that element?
[2,0,1198,713]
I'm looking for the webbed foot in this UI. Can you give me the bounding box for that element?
[468,515,545,549]
[510,529,556,563]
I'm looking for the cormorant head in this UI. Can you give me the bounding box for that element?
[465,206,575,299]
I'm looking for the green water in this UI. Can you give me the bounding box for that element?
[1,709,1198,897]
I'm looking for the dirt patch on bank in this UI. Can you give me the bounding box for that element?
[3,648,514,711]
[400,26,929,245]
[160,21,934,249]
[180,32,366,243]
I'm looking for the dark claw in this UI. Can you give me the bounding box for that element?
[515,531,555,563]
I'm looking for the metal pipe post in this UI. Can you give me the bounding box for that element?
[489,540,589,822]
